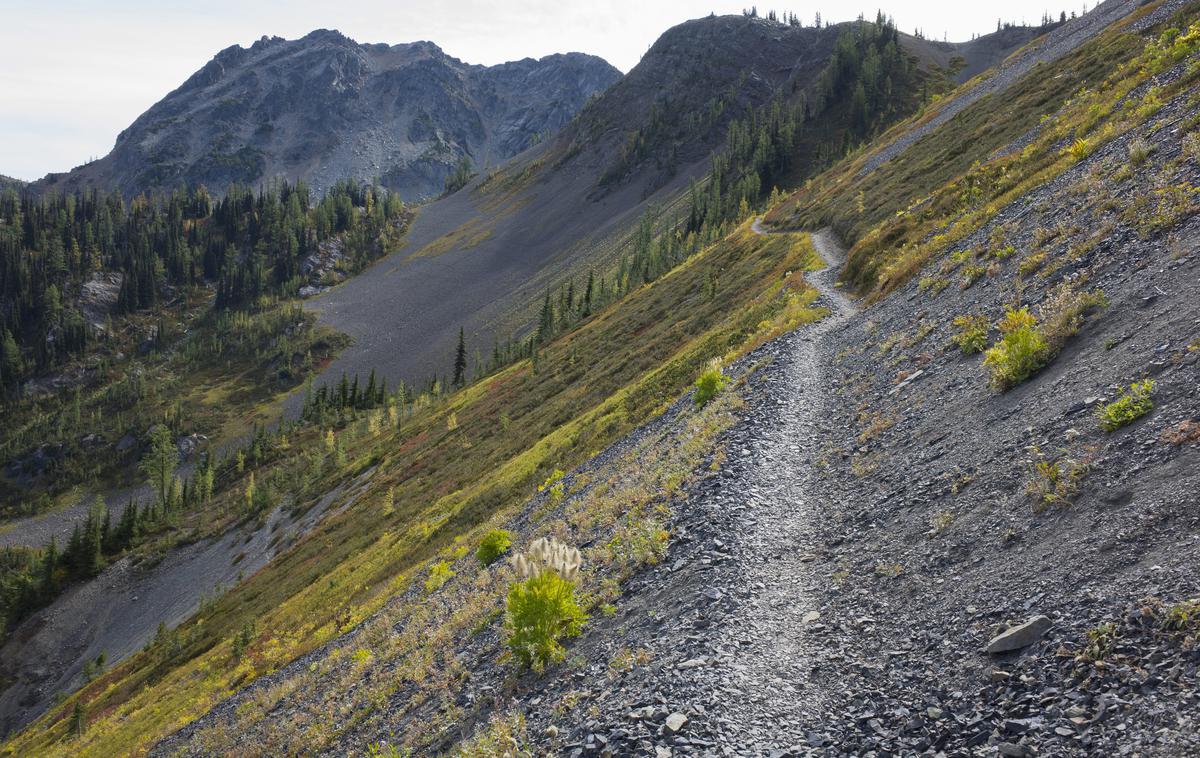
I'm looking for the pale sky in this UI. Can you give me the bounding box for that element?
[0,0,1081,181]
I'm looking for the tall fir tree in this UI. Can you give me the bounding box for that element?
[453,327,467,387]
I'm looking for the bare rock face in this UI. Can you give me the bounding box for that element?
[77,272,122,334]
[33,31,620,201]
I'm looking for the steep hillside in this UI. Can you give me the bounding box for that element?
[0,177,23,193]
[30,31,620,201]
[304,13,1034,392]
[5,5,1191,756]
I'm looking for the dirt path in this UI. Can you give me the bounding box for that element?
[697,225,855,747]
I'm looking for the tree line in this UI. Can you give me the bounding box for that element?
[0,179,406,398]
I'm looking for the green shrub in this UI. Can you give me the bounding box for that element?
[476,529,514,567]
[951,314,990,354]
[693,360,729,408]
[981,289,1107,391]
[1083,622,1119,662]
[918,276,950,294]
[1098,379,1154,431]
[1162,599,1200,632]
[983,308,1048,389]
[505,538,586,671]
[424,560,455,593]
[1018,251,1047,276]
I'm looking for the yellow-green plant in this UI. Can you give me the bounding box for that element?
[1026,445,1088,510]
[693,359,729,407]
[538,469,566,505]
[960,264,987,289]
[983,308,1048,389]
[1098,379,1155,431]
[1082,622,1118,662]
[1162,599,1200,632]
[951,313,990,354]
[1067,138,1093,162]
[424,561,455,593]
[505,537,587,671]
[476,529,514,567]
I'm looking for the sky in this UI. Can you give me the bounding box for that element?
[0,0,1084,181]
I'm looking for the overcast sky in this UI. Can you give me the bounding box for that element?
[0,0,1083,181]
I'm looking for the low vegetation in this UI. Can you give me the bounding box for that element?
[693,360,729,407]
[505,537,587,671]
[983,308,1048,390]
[983,287,1107,390]
[1098,379,1155,431]
[476,529,514,567]
[1026,446,1090,511]
[951,314,990,354]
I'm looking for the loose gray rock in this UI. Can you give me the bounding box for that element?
[986,615,1053,654]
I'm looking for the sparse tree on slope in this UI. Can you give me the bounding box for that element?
[140,424,177,510]
[453,327,467,387]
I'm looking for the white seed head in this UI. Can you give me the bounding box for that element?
[513,536,582,580]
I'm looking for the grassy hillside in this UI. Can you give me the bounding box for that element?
[1,219,823,754]
[769,0,1196,296]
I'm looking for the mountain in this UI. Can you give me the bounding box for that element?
[0,175,24,192]
[30,30,620,200]
[304,13,1042,392]
[8,3,1194,754]
[302,15,852,389]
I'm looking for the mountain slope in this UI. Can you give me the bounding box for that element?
[31,31,620,200]
[0,9,1158,756]
[303,13,1038,393]
[128,1,1200,754]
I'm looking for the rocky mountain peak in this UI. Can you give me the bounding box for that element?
[35,31,620,200]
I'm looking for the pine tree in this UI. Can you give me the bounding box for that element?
[66,523,83,576]
[71,700,85,738]
[453,327,467,387]
[140,425,177,509]
[535,292,554,345]
[365,370,377,408]
[41,537,59,599]
[583,271,595,316]
[85,496,105,577]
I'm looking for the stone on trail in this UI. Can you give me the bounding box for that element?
[665,712,688,732]
[986,615,1052,654]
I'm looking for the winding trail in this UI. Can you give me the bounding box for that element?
[708,223,856,748]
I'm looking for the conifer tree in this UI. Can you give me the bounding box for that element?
[41,537,59,599]
[536,292,555,345]
[71,700,85,738]
[453,327,467,387]
[140,425,177,510]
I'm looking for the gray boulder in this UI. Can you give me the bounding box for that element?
[986,615,1053,654]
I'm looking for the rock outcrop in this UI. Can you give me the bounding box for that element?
[32,31,620,200]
